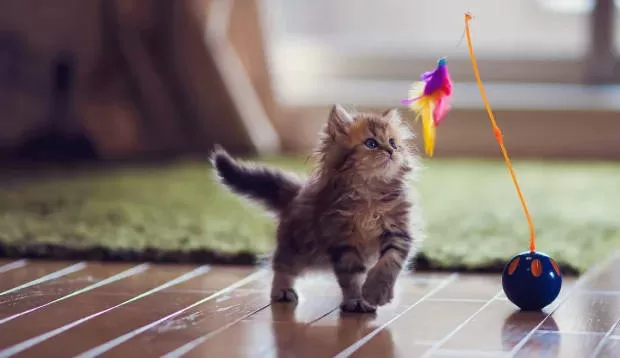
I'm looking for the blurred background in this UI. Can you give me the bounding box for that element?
[267,0,620,158]
[1,0,619,162]
[0,0,618,272]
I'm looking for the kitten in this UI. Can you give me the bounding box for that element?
[211,105,422,313]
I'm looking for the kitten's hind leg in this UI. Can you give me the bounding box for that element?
[271,249,300,303]
[271,271,298,302]
[329,244,376,313]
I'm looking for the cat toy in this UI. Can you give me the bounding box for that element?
[464,12,561,311]
[401,57,453,156]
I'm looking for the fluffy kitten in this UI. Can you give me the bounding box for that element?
[211,105,422,313]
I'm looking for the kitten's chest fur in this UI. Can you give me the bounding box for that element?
[347,192,392,236]
[324,179,410,243]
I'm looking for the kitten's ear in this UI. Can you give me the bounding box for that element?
[382,108,401,123]
[327,104,353,136]
[384,108,414,140]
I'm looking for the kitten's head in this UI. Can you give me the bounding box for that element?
[314,105,417,180]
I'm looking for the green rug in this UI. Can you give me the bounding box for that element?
[1,157,618,275]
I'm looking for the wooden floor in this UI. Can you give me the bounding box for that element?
[0,254,618,357]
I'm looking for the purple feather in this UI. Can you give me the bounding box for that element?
[423,61,448,95]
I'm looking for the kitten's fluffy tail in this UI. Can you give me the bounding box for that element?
[210,145,302,214]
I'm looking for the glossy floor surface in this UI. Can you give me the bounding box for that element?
[0,253,618,357]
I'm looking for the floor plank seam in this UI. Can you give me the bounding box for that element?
[590,319,620,357]
[73,269,267,358]
[332,273,459,358]
[307,306,340,325]
[578,289,620,296]
[0,262,87,296]
[420,290,504,358]
[410,340,436,346]
[0,265,211,358]
[0,263,150,325]
[253,302,341,357]
[536,330,606,336]
[0,260,27,274]
[433,348,510,357]
[161,303,273,358]
[425,298,491,303]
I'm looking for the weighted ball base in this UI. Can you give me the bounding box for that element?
[502,251,562,311]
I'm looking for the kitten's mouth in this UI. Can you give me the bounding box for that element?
[380,157,393,168]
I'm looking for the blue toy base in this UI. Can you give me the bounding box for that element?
[502,251,562,311]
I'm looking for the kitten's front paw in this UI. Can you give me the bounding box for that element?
[340,298,377,313]
[362,273,394,306]
[271,287,299,302]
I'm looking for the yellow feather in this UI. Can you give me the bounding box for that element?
[422,103,436,156]
[406,83,437,156]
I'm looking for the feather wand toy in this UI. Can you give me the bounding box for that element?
[401,57,453,156]
[464,12,562,311]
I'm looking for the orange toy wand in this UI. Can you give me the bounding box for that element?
[463,12,536,253]
[465,12,562,312]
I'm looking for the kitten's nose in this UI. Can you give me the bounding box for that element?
[384,148,393,158]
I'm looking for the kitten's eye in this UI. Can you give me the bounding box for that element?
[364,138,379,149]
[389,138,397,149]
